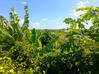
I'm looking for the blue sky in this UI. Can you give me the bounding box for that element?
[0,0,99,29]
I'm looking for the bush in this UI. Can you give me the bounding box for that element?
[0,57,15,73]
[34,34,95,74]
[9,41,39,72]
[39,30,56,47]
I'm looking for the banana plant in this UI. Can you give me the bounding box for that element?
[22,5,29,31]
[0,16,8,29]
[9,7,23,41]
[0,5,31,50]
[0,16,11,37]
[0,16,14,50]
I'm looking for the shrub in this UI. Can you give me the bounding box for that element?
[34,34,95,74]
[39,30,56,47]
[9,41,39,72]
[0,57,15,73]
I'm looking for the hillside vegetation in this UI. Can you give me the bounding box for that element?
[0,5,99,74]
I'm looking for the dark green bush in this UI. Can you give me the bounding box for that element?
[39,30,56,47]
[9,41,39,72]
[35,51,94,74]
[34,34,95,74]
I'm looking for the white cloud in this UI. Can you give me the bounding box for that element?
[33,23,40,27]
[56,25,65,29]
[42,18,47,21]
[42,18,57,23]
[19,19,24,26]
[48,20,57,23]
[78,1,85,5]
[78,5,85,8]
[70,0,89,17]
[30,22,40,29]
[21,1,27,5]
[77,0,90,8]
[56,23,69,29]
[86,1,90,4]
[28,22,43,29]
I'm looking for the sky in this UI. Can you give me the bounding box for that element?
[0,0,99,29]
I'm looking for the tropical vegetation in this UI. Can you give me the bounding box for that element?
[0,5,99,74]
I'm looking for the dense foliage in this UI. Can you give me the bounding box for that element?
[0,5,98,74]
